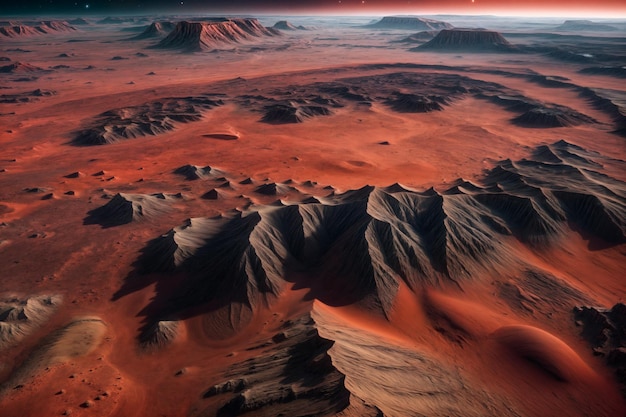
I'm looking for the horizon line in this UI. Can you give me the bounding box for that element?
[2,10,626,19]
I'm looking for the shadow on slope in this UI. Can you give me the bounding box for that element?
[198,313,382,417]
[114,141,625,343]
[152,19,279,52]
[84,192,179,228]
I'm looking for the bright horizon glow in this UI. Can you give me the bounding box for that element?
[2,0,626,19]
[192,7,626,20]
[246,10,626,19]
[185,3,626,20]
[3,8,626,20]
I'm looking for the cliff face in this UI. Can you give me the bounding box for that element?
[154,19,278,52]
[366,16,453,30]
[0,20,76,37]
[416,29,516,52]
[137,140,626,318]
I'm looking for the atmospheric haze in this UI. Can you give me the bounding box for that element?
[4,1,626,17]
[0,7,625,417]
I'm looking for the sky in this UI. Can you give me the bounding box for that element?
[3,0,626,17]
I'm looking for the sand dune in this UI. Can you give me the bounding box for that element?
[492,324,596,382]
[154,19,279,52]
[312,303,528,416]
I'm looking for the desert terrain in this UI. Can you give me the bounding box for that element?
[0,13,625,417]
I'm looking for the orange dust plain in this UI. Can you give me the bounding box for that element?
[1,14,625,417]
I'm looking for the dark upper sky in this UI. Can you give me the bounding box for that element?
[3,0,626,16]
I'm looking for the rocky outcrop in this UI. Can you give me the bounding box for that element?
[203,314,380,417]
[574,303,626,396]
[139,320,179,350]
[365,16,452,31]
[72,96,223,145]
[131,21,176,39]
[415,29,517,52]
[556,20,618,32]
[84,193,178,227]
[154,19,279,52]
[138,141,625,318]
[0,295,61,350]
[272,20,307,31]
[0,20,76,37]
[385,92,448,112]
[0,62,45,73]
[261,103,333,124]
[512,106,596,127]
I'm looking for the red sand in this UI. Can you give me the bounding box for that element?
[1,16,625,417]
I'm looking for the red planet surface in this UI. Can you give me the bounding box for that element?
[0,1,625,416]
